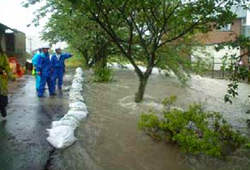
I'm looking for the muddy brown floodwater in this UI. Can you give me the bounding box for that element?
[50,69,250,170]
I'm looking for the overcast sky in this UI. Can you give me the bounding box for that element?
[0,0,48,51]
[0,0,46,35]
[1,0,250,52]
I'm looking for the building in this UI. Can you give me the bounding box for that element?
[0,22,26,65]
[192,6,249,71]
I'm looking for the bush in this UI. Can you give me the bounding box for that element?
[191,55,212,75]
[64,47,85,67]
[138,96,247,157]
[93,66,113,82]
[65,53,85,67]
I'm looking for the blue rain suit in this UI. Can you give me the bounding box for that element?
[32,51,42,91]
[36,52,55,97]
[51,53,72,88]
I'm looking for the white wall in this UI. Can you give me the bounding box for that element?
[191,45,240,70]
[247,8,250,25]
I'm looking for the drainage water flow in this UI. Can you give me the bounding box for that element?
[50,70,250,170]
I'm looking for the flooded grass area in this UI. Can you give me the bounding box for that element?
[50,69,250,170]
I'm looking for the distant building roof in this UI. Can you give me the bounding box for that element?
[0,23,11,32]
[0,22,25,34]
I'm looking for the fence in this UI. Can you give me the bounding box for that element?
[192,59,246,80]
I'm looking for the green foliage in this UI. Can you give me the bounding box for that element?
[224,66,249,103]
[108,55,130,65]
[64,47,85,67]
[93,66,113,82]
[224,65,250,104]
[161,95,177,110]
[138,96,247,157]
[156,42,193,86]
[215,36,250,104]
[245,143,250,149]
[68,0,249,102]
[188,45,213,76]
[30,0,114,67]
[191,56,212,75]
[24,0,250,102]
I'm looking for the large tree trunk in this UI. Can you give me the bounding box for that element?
[79,49,93,67]
[83,54,91,67]
[135,76,148,103]
[95,43,108,69]
[134,65,153,103]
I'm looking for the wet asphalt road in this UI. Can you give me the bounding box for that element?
[0,70,74,170]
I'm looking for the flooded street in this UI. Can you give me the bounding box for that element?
[0,68,249,170]
[1,0,250,169]
[50,69,250,170]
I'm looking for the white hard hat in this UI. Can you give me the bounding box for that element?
[55,46,61,50]
[42,43,50,49]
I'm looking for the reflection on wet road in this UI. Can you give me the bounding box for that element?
[0,71,74,170]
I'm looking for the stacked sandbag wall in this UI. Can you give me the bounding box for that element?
[46,67,88,149]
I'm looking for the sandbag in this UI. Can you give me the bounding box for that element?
[61,114,80,124]
[76,67,83,74]
[71,82,82,86]
[69,91,83,97]
[69,90,84,101]
[74,74,83,79]
[62,86,70,92]
[51,119,79,129]
[47,67,88,150]
[66,110,88,122]
[75,72,83,76]
[69,91,82,95]
[69,88,83,93]
[70,87,83,92]
[47,126,76,149]
[71,82,82,89]
[69,93,82,98]
[69,96,84,103]
[72,78,83,84]
[69,101,87,111]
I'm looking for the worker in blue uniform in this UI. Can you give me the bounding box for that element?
[36,44,56,97]
[32,47,42,91]
[51,47,73,89]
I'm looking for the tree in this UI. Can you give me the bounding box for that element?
[27,0,114,67]
[24,0,250,102]
[215,36,250,104]
[42,13,97,66]
[66,0,250,102]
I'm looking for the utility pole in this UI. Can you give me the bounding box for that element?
[28,38,32,53]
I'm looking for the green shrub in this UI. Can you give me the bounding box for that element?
[93,66,113,82]
[245,143,250,149]
[138,96,247,157]
[191,55,212,75]
[65,53,85,67]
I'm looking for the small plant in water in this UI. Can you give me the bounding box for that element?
[93,66,113,82]
[138,96,247,157]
